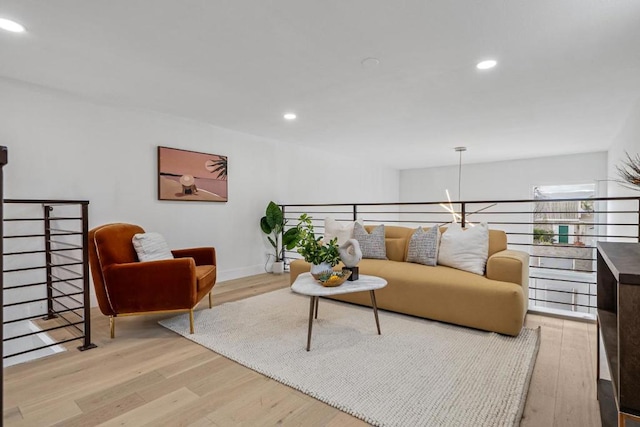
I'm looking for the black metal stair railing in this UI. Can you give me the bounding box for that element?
[2,199,96,364]
[1,146,7,419]
[280,196,640,320]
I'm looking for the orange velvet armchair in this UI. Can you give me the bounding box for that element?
[88,223,216,338]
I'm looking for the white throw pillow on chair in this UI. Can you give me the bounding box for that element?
[132,232,174,262]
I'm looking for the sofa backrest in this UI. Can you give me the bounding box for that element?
[364,224,508,262]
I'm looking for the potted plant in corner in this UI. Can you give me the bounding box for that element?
[260,201,299,274]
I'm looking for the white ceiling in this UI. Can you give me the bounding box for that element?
[1,1,639,169]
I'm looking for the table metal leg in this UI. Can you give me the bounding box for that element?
[370,290,381,335]
[307,296,316,351]
[314,296,319,319]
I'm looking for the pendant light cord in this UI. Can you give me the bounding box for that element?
[458,149,462,201]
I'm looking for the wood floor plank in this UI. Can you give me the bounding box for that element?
[136,356,229,402]
[100,387,200,427]
[5,337,206,411]
[186,362,265,397]
[203,378,308,425]
[2,273,602,426]
[53,393,147,427]
[155,347,214,378]
[15,399,82,427]
[554,320,601,427]
[520,318,562,426]
[74,371,166,413]
[148,376,270,427]
[2,406,22,424]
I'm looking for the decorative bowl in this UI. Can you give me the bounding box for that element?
[317,270,351,287]
[311,270,334,280]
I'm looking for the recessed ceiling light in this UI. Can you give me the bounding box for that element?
[0,18,26,33]
[476,60,497,70]
[361,57,380,69]
[283,113,296,120]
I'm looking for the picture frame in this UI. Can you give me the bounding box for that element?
[157,146,228,202]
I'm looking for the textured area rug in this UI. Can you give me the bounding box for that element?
[159,289,539,427]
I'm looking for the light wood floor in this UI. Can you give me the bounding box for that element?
[3,273,601,426]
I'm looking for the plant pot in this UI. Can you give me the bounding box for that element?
[310,262,332,279]
[272,261,284,274]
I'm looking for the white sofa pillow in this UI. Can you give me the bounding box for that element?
[132,232,174,262]
[324,217,362,246]
[437,223,489,275]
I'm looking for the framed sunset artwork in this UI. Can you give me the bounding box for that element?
[158,146,228,202]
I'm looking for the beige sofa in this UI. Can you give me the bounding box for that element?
[290,225,529,336]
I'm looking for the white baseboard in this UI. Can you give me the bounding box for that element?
[217,264,268,282]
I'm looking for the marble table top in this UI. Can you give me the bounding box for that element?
[291,272,387,297]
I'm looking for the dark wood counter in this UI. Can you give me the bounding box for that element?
[597,242,640,426]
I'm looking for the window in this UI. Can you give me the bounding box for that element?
[529,183,597,318]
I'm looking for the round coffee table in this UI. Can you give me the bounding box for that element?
[291,272,388,351]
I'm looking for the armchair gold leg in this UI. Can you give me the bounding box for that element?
[109,316,115,339]
[208,292,213,309]
[189,309,194,334]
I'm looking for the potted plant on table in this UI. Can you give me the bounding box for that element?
[295,214,341,276]
[260,201,299,274]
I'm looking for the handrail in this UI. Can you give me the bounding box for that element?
[1,146,7,417]
[280,196,640,320]
[2,198,96,366]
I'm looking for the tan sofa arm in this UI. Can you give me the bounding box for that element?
[486,250,529,289]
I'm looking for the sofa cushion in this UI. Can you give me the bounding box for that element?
[132,232,174,262]
[324,217,362,246]
[406,226,440,266]
[488,229,508,257]
[328,258,526,336]
[354,223,387,259]
[438,223,489,275]
[195,265,216,292]
[385,238,406,262]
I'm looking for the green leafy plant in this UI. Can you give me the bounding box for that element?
[295,214,341,266]
[533,227,556,244]
[260,201,299,262]
[617,151,640,190]
[580,200,593,212]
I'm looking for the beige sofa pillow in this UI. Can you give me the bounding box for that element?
[324,217,362,246]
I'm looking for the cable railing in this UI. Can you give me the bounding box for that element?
[280,196,640,320]
[3,199,96,366]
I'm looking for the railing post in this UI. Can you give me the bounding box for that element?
[43,205,56,320]
[281,204,287,269]
[461,202,466,228]
[1,146,7,420]
[79,202,96,351]
[353,204,358,222]
[637,198,639,242]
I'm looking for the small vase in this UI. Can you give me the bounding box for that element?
[310,262,332,278]
[272,261,284,274]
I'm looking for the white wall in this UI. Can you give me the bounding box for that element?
[599,98,640,381]
[400,151,608,203]
[0,78,399,306]
[607,98,640,241]
[275,142,399,205]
